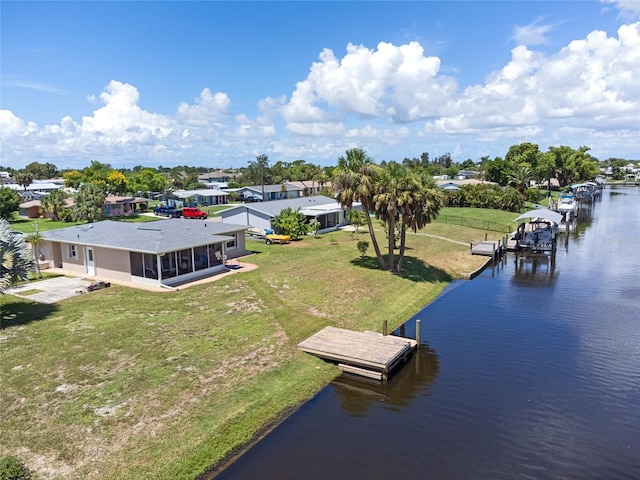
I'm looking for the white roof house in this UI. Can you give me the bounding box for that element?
[170,188,229,205]
[219,195,361,233]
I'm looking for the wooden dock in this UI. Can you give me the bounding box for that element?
[470,240,502,257]
[297,326,417,381]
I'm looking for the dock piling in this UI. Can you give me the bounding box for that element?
[416,320,421,348]
[383,320,388,336]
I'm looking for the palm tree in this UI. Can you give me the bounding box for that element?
[13,171,34,191]
[305,165,322,195]
[333,149,387,270]
[0,219,35,293]
[396,178,443,271]
[25,232,46,278]
[374,162,419,272]
[40,189,67,221]
[508,165,533,194]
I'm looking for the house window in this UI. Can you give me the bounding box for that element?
[68,244,77,259]
[227,235,236,250]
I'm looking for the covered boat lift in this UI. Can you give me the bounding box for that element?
[513,209,562,253]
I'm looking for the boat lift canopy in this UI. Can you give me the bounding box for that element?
[514,209,563,225]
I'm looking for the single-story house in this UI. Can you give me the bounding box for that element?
[40,219,250,287]
[218,195,361,233]
[229,183,305,202]
[170,188,229,206]
[456,170,480,179]
[18,198,75,218]
[285,180,331,197]
[103,196,149,217]
[18,200,43,218]
[4,181,65,201]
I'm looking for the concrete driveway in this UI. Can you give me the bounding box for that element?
[7,276,94,304]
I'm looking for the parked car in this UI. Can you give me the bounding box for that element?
[243,196,262,202]
[182,207,208,219]
[153,205,182,218]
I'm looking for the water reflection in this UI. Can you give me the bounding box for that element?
[332,347,440,415]
[511,253,558,287]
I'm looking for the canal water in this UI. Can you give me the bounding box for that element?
[215,186,640,480]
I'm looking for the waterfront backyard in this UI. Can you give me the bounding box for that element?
[1,216,506,479]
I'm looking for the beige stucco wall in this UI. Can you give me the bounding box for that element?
[94,247,131,282]
[56,243,86,275]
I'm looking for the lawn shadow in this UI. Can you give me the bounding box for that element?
[0,299,59,329]
[350,255,452,283]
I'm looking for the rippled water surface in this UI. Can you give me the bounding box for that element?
[216,187,640,480]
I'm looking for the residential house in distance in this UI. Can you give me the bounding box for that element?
[219,195,361,233]
[169,188,229,206]
[18,198,74,218]
[197,170,239,183]
[285,180,332,197]
[230,183,305,202]
[18,196,146,219]
[4,180,65,201]
[103,196,149,217]
[436,178,497,191]
[40,219,250,288]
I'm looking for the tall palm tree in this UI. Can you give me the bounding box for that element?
[25,232,46,278]
[374,162,418,272]
[396,178,443,271]
[333,149,387,270]
[0,219,34,293]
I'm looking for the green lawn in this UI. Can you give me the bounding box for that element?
[1,209,502,479]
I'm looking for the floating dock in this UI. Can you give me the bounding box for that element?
[297,326,417,381]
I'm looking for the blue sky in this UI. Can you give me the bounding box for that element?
[1,1,639,171]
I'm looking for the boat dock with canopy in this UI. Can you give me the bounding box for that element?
[512,209,563,253]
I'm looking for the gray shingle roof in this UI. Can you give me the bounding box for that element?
[41,219,248,254]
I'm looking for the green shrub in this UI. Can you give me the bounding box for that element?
[0,456,36,480]
[524,187,542,203]
[357,240,369,257]
[501,187,525,212]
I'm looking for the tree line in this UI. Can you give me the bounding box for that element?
[1,143,633,228]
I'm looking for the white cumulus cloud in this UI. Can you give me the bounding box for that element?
[281,41,457,127]
[426,22,640,136]
[176,88,231,126]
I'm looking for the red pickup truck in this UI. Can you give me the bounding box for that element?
[181,207,208,219]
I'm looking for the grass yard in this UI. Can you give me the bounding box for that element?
[1,217,495,479]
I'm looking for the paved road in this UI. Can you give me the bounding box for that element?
[7,276,93,304]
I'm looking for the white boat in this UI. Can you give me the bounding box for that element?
[557,194,577,219]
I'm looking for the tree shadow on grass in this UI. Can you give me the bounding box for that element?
[0,299,58,330]
[350,255,452,283]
